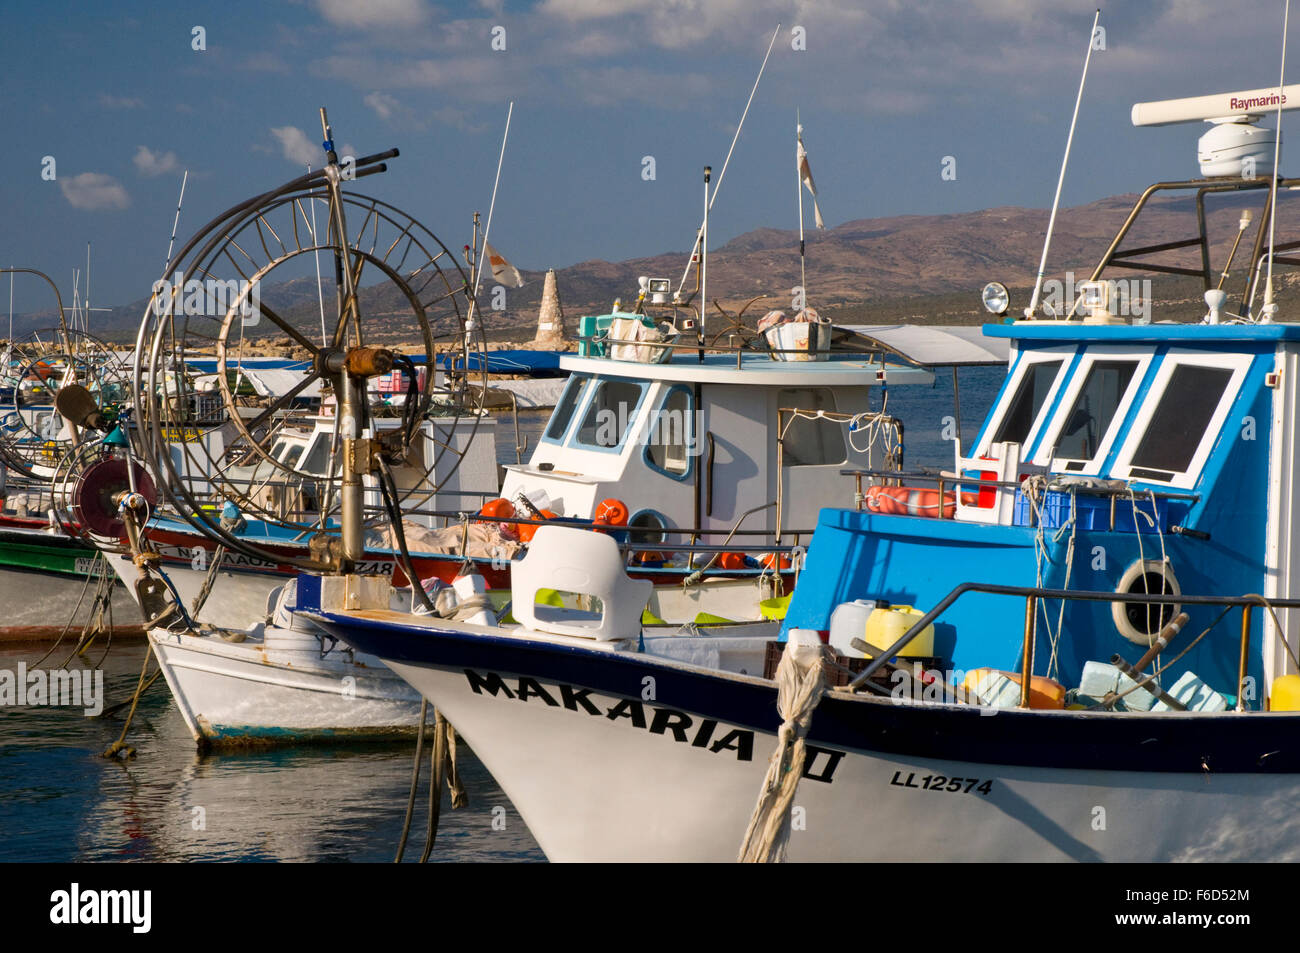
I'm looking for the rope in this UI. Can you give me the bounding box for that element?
[101,644,160,760]
[395,698,429,863]
[738,636,828,863]
[189,544,227,619]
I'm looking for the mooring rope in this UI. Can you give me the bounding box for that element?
[738,635,828,863]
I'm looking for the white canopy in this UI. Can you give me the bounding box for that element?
[836,324,1010,367]
[236,368,323,399]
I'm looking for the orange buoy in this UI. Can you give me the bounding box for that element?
[717,552,749,571]
[761,552,792,570]
[477,497,519,539]
[478,497,515,520]
[518,508,557,543]
[593,497,629,527]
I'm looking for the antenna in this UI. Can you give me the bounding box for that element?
[307,163,328,345]
[1263,0,1291,323]
[1026,9,1101,320]
[468,101,514,332]
[164,170,189,272]
[674,24,781,301]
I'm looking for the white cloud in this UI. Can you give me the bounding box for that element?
[59,173,130,211]
[270,125,321,166]
[98,93,142,109]
[364,91,398,119]
[133,145,179,177]
[315,0,426,29]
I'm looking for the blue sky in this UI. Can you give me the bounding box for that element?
[1,0,1296,312]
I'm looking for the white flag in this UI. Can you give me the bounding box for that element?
[483,241,523,287]
[796,126,825,230]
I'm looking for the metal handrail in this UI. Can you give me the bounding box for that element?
[845,579,1294,704]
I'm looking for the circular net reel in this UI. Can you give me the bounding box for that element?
[0,328,131,481]
[134,157,488,570]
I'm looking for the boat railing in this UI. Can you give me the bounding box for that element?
[838,466,1200,527]
[846,579,1297,713]
[577,332,892,369]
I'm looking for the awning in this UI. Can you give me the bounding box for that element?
[835,324,1010,367]
[236,368,323,399]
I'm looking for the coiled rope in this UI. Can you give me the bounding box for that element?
[738,635,828,863]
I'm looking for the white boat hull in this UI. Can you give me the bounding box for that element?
[309,611,1300,863]
[149,625,422,746]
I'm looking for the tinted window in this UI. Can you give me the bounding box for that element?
[1130,365,1234,474]
[300,433,333,476]
[545,375,588,441]
[992,360,1063,446]
[780,389,845,466]
[1053,360,1137,461]
[647,387,692,475]
[574,380,643,449]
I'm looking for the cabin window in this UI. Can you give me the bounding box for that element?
[300,433,334,477]
[1111,351,1251,487]
[280,444,305,469]
[992,359,1063,446]
[1129,365,1233,477]
[573,379,645,450]
[1050,359,1138,464]
[779,388,846,466]
[646,386,693,477]
[543,374,589,443]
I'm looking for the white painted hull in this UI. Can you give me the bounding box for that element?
[149,626,422,746]
[107,552,280,631]
[0,564,140,629]
[387,660,1300,862]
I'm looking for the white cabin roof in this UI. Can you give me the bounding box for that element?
[557,352,934,386]
[836,325,1010,366]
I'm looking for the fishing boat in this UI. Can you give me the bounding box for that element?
[304,82,1300,860]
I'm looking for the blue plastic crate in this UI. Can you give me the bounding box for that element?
[1013,489,1168,533]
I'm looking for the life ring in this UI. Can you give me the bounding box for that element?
[865,484,973,519]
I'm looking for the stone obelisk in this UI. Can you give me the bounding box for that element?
[531,269,566,349]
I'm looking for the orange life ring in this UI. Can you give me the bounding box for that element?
[865,484,974,519]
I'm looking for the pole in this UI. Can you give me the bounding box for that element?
[1025,9,1100,320]
[164,171,189,273]
[797,113,806,297]
[469,102,514,332]
[674,24,781,300]
[1262,0,1290,321]
[307,164,327,346]
[701,165,710,355]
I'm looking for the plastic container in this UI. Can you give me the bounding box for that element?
[864,604,934,658]
[828,599,877,658]
[1012,489,1168,533]
[1269,674,1300,711]
[964,669,1067,709]
[759,594,792,621]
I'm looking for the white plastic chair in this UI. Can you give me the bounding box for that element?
[954,440,1021,525]
[512,525,652,640]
